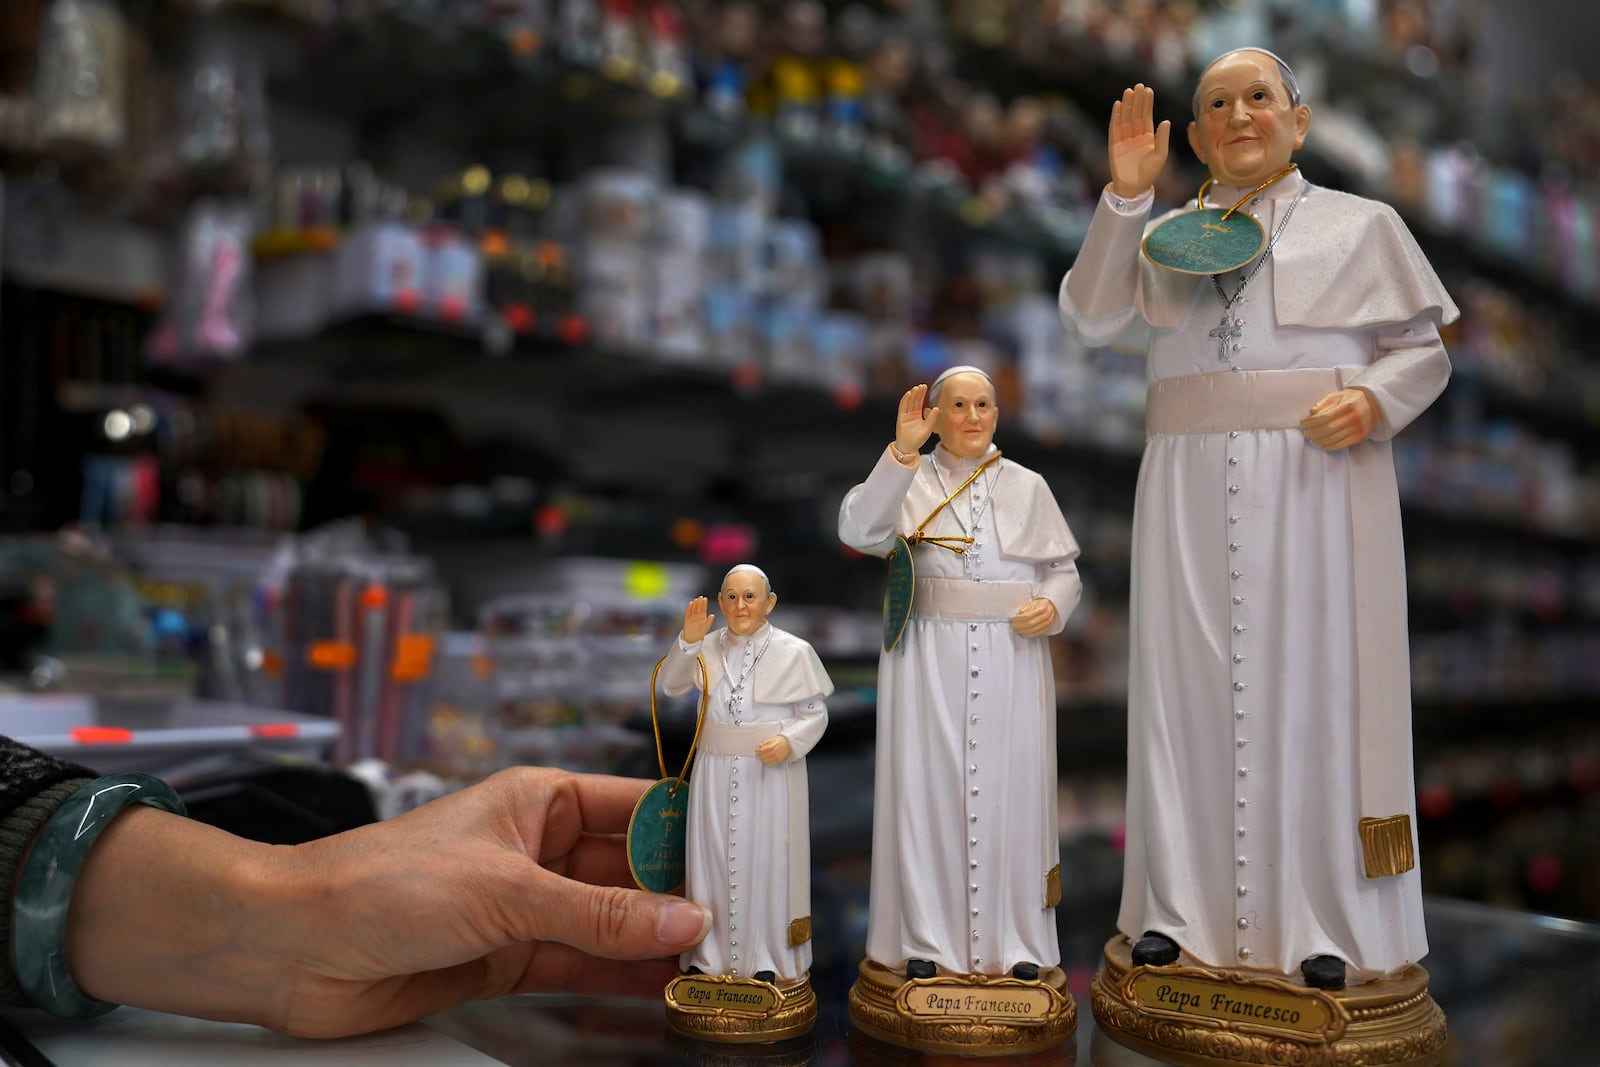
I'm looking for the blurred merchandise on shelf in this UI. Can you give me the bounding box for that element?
[0,529,184,694]
[0,690,337,778]
[146,198,255,362]
[1395,409,1600,541]
[1,0,1599,933]
[160,15,272,195]
[270,522,446,767]
[31,0,129,155]
[477,591,664,776]
[1416,729,1600,923]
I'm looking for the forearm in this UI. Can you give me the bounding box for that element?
[659,637,703,696]
[64,806,304,1028]
[1037,563,1083,636]
[838,447,918,555]
[1061,189,1150,328]
[1342,318,1451,440]
[778,705,827,761]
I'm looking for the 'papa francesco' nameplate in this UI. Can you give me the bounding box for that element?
[668,976,780,1015]
[897,982,1057,1025]
[1142,209,1267,275]
[1127,971,1343,1039]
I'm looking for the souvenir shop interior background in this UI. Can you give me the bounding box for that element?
[1,0,1599,998]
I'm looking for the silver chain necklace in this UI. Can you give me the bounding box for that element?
[932,458,1001,536]
[932,456,1002,575]
[1207,187,1307,364]
[720,626,773,717]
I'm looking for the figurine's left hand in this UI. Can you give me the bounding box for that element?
[755,736,792,765]
[1301,388,1383,451]
[1010,598,1059,638]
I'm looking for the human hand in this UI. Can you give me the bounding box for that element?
[1010,597,1059,638]
[682,595,714,644]
[1301,388,1382,451]
[755,736,792,766]
[65,768,710,1039]
[1108,84,1171,201]
[895,383,938,459]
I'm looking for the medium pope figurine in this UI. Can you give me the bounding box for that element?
[838,366,1081,1054]
[657,563,832,1043]
[1058,48,1454,1065]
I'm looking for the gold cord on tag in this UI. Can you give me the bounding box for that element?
[904,450,1003,555]
[649,654,709,796]
[1197,162,1299,221]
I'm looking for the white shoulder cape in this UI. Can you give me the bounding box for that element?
[698,625,834,706]
[1135,186,1460,330]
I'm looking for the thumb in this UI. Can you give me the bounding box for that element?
[540,878,710,960]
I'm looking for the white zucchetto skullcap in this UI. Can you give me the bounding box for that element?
[929,365,996,403]
[723,564,772,594]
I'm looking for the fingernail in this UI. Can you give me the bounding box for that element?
[658,900,710,946]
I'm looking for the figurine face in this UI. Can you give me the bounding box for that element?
[720,571,777,636]
[1186,50,1310,189]
[931,371,998,460]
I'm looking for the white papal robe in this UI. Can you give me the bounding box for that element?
[661,624,831,982]
[1059,173,1456,980]
[840,444,1082,976]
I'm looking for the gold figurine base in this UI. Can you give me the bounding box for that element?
[1090,936,1447,1067]
[664,973,817,1044]
[847,958,1077,1056]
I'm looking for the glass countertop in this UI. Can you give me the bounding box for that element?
[2,897,1592,1066]
[426,897,1600,1067]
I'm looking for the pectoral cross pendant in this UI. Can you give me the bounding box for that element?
[1210,313,1243,363]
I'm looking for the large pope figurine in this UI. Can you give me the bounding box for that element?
[657,564,831,1042]
[1059,46,1455,1061]
[839,366,1082,1053]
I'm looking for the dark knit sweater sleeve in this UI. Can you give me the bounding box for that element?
[0,736,98,1007]
[0,737,96,819]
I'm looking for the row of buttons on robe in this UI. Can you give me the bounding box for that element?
[968,614,985,968]
[1225,193,1280,954]
[966,480,989,968]
[1228,426,1255,959]
[725,640,754,975]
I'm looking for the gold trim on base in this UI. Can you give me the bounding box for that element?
[848,958,1076,1056]
[1091,936,1446,1067]
[665,974,816,1044]
[1360,813,1417,877]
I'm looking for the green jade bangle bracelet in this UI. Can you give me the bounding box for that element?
[12,773,186,1018]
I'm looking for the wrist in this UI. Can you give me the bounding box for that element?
[1106,181,1151,204]
[65,806,300,1026]
[889,442,918,466]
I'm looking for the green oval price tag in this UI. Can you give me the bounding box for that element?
[1142,209,1267,275]
[628,778,689,893]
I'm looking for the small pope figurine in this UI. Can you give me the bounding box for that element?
[1059,46,1454,1062]
[657,564,831,1041]
[839,366,1081,1053]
